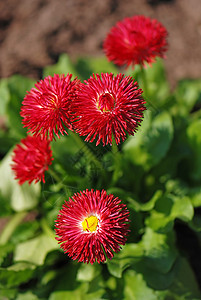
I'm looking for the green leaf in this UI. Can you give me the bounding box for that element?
[155,257,201,300]
[130,190,163,212]
[144,111,174,168]
[0,262,36,288]
[0,132,18,157]
[14,234,58,265]
[141,228,177,273]
[189,187,201,207]
[76,263,101,282]
[123,111,173,170]
[0,288,17,300]
[186,119,201,181]
[107,243,144,278]
[123,269,157,300]
[123,110,151,166]
[74,56,118,81]
[0,151,40,211]
[0,192,13,217]
[6,75,35,138]
[10,219,40,244]
[174,257,201,298]
[174,78,201,116]
[0,243,14,266]
[49,283,88,300]
[146,194,194,232]
[15,292,39,300]
[189,215,201,232]
[171,196,194,222]
[43,54,77,78]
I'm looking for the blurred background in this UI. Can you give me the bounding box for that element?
[0,0,201,88]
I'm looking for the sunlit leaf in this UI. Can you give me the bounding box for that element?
[0,151,40,211]
[123,269,157,300]
[76,263,101,282]
[14,234,58,265]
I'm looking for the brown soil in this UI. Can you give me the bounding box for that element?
[0,0,201,87]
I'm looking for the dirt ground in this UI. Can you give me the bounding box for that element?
[0,0,201,88]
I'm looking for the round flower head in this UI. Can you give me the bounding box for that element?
[55,189,130,264]
[72,73,146,146]
[11,135,53,185]
[21,74,80,141]
[103,15,168,68]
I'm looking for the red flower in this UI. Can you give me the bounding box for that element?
[103,15,168,68]
[55,189,130,264]
[11,135,53,185]
[72,73,146,146]
[21,74,80,141]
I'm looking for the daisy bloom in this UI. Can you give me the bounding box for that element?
[103,15,168,68]
[55,189,130,264]
[11,135,53,185]
[72,73,146,146]
[21,74,80,141]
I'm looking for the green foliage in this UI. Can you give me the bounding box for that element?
[123,110,174,170]
[1,54,201,299]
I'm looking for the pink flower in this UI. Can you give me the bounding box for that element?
[11,135,53,185]
[21,74,80,141]
[72,73,146,146]
[55,189,130,264]
[103,15,168,68]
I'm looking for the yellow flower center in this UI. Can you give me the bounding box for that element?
[82,215,98,232]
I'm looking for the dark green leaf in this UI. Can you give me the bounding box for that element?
[186,119,201,181]
[123,111,173,170]
[6,75,35,138]
[0,262,36,288]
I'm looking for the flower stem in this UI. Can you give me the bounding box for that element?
[70,131,106,178]
[140,65,158,112]
[140,65,148,98]
[0,211,27,245]
[48,167,63,184]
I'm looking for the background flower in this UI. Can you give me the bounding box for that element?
[21,74,80,141]
[11,135,53,185]
[55,189,130,264]
[72,73,146,146]
[103,15,168,68]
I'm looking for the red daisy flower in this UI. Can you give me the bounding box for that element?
[21,74,80,141]
[11,135,53,185]
[55,189,130,264]
[103,15,168,68]
[72,73,146,146]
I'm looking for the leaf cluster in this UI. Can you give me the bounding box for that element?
[1,55,201,299]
